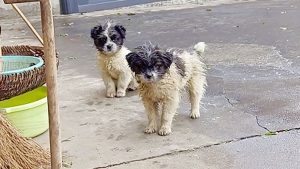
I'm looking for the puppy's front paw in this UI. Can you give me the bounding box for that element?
[106,90,116,98]
[158,126,171,136]
[144,126,156,134]
[116,90,126,97]
[190,111,200,119]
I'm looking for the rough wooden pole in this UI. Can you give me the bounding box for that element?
[0,26,3,73]
[40,0,62,168]
[11,4,44,45]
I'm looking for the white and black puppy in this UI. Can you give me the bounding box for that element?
[126,42,207,136]
[91,21,138,98]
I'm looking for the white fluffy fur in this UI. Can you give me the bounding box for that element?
[139,42,207,136]
[98,46,138,97]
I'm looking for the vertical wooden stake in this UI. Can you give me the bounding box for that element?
[0,26,3,73]
[40,0,62,168]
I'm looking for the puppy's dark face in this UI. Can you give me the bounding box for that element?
[126,44,173,83]
[91,21,126,55]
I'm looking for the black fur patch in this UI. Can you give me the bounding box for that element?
[174,57,186,77]
[114,25,126,38]
[91,25,103,39]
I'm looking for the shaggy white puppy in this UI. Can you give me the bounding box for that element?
[91,21,137,97]
[126,42,207,136]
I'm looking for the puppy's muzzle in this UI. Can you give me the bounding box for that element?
[145,73,153,79]
[145,71,156,79]
[106,44,113,51]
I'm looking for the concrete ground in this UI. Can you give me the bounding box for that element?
[1,0,300,168]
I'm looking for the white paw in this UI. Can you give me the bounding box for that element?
[116,90,126,97]
[158,126,171,136]
[144,126,156,134]
[106,90,116,98]
[190,112,200,119]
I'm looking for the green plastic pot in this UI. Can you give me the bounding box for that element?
[0,86,49,138]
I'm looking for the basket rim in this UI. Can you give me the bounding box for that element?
[0,55,44,75]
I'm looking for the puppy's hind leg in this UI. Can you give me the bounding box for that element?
[143,98,158,134]
[188,74,206,119]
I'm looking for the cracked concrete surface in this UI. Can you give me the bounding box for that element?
[1,0,300,168]
[108,129,300,169]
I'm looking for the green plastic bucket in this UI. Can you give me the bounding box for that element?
[0,86,49,138]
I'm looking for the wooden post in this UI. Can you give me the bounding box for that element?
[11,4,44,45]
[0,26,3,73]
[40,0,62,168]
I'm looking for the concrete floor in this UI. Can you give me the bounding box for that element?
[1,0,300,168]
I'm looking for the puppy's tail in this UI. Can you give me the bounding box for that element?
[193,42,206,57]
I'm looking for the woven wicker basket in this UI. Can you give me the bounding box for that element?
[0,45,58,101]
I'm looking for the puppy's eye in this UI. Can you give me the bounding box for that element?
[111,35,118,41]
[98,36,107,42]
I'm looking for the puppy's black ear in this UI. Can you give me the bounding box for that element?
[91,25,103,40]
[126,52,137,66]
[126,52,139,71]
[161,52,174,68]
[114,24,126,39]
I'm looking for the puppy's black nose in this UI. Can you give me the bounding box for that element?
[145,73,152,79]
[107,44,112,50]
